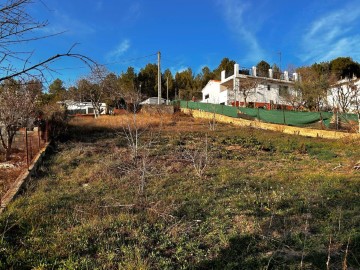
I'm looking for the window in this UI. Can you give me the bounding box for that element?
[267,85,271,91]
[205,94,209,99]
[279,85,289,97]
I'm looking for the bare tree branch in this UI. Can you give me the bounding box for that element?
[0,52,97,82]
[0,0,97,82]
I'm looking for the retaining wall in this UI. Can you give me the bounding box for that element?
[182,108,360,140]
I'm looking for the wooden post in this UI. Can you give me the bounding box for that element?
[320,112,324,130]
[29,137,33,161]
[25,128,29,168]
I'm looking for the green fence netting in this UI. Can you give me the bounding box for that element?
[176,100,360,128]
[176,100,347,127]
[180,101,239,118]
[238,107,334,127]
[338,113,359,123]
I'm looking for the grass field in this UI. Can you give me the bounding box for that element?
[0,113,359,269]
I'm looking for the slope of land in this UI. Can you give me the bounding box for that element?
[0,113,359,269]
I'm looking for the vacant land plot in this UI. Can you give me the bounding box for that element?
[0,113,359,269]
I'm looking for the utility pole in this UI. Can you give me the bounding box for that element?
[166,76,169,105]
[157,51,161,105]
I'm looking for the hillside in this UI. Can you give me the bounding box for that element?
[0,113,359,269]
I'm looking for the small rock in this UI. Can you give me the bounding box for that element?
[82,183,90,188]
[0,163,15,169]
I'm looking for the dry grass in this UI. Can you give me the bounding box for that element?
[1,112,360,269]
[69,113,175,130]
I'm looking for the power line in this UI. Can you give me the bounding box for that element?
[55,52,158,71]
[105,53,157,66]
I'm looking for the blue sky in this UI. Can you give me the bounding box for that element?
[22,0,360,87]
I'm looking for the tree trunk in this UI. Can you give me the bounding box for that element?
[1,128,16,161]
[5,132,14,161]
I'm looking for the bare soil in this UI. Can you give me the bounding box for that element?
[0,130,45,197]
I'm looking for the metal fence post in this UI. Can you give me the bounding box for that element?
[283,109,286,125]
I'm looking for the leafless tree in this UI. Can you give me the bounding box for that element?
[0,79,38,160]
[330,79,359,113]
[181,134,211,179]
[119,91,161,202]
[238,77,259,107]
[77,66,114,118]
[280,85,305,110]
[353,90,360,133]
[0,0,96,82]
[296,66,334,111]
[122,90,143,160]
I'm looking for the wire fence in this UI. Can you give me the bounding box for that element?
[0,124,50,200]
[1,125,49,168]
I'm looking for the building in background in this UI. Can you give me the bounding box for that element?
[201,63,300,110]
[59,100,107,115]
[327,77,360,113]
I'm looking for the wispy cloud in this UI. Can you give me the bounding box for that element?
[95,1,103,11]
[40,10,96,36]
[301,3,360,63]
[217,0,265,64]
[107,39,131,60]
[123,2,142,23]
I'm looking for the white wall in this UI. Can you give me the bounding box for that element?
[327,79,360,112]
[201,80,229,105]
[201,63,298,107]
[65,101,107,114]
[236,82,295,106]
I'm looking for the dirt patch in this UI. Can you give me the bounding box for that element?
[0,165,25,197]
[0,131,46,197]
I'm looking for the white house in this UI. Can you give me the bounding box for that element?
[60,100,107,115]
[202,80,229,105]
[201,63,299,109]
[140,97,166,105]
[327,77,360,113]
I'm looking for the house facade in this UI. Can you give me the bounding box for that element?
[201,63,300,110]
[201,80,229,105]
[140,97,166,105]
[61,100,107,115]
[327,77,360,113]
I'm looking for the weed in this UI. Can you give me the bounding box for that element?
[0,114,359,269]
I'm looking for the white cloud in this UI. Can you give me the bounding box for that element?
[108,39,131,59]
[40,10,96,36]
[123,2,142,23]
[217,0,265,63]
[95,1,103,11]
[301,4,360,63]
